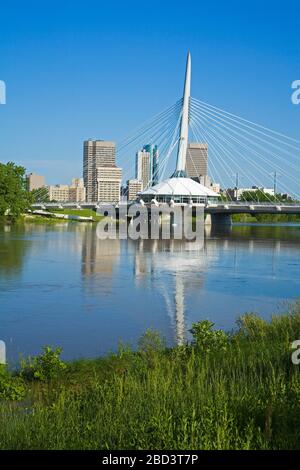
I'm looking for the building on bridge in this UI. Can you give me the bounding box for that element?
[138,52,220,206]
[139,177,219,204]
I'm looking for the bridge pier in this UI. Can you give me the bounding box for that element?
[210,213,232,227]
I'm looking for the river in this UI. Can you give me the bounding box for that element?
[0,222,299,363]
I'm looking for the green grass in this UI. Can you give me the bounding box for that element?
[232,213,300,223]
[51,208,103,221]
[1,304,300,450]
[19,209,104,224]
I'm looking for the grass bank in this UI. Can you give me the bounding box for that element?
[232,213,300,223]
[1,304,300,450]
[51,208,104,222]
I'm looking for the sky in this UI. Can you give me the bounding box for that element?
[0,0,300,185]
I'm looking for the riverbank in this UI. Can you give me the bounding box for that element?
[1,209,104,225]
[1,304,300,450]
[232,213,300,223]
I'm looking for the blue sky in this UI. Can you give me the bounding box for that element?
[0,0,299,184]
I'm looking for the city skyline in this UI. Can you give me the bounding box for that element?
[0,1,299,185]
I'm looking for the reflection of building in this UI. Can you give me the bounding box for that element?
[127,179,143,201]
[26,173,45,191]
[81,227,120,277]
[185,143,208,179]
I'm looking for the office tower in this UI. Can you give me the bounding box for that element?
[136,148,151,190]
[96,166,122,203]
[83,140,116,202]
[127,179,143,201]
[143,144,160,186]
[26,173,45,191]
[152,145,159,185]
[135,144,160,189]
[185,143,208,180]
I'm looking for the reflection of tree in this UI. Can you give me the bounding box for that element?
[0,225,31,279]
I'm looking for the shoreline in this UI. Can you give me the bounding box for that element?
[1,305,300,449]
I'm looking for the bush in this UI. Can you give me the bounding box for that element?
[21,346,67,381]
[190,320,229,353]
[0,365,25,401]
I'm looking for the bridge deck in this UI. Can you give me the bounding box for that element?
[31,202,300,215]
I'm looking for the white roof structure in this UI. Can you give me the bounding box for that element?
[140,177,219,198]
[138,53,220,203]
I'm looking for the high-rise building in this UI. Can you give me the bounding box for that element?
[185,143,208,179]
[127,179,143,201]
[97,166,122,203]
[135,144,159,189]
[26,173,45,191]
[83,140,116,202]
[136,148,151,190]
[143,144,159,186]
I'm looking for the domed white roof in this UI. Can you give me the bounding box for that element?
[140,177,219,198]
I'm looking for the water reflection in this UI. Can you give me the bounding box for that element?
[0,224,32,280]
[0,221,299,362]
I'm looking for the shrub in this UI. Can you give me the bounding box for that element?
[190,320,229,353]
[21,346,67,381]
[0,365,25,401]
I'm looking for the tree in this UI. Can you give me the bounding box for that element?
[0,162,32,218]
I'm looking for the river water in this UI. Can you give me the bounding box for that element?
[0,222,299,363]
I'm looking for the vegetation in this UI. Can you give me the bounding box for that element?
[240,190,291,203]
[51,208,103,221]
[1,304,300,449]
[232,213,300,223]
[0,162,31,219]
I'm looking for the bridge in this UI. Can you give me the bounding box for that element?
[32,52,300,227]
[31,200,300,226]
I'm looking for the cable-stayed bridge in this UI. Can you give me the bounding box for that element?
[32,52,300,225]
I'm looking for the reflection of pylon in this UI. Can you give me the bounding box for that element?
[0,340,6,364]
[175,274,185,346]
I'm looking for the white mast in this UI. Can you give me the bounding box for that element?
[174,51,191,175]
